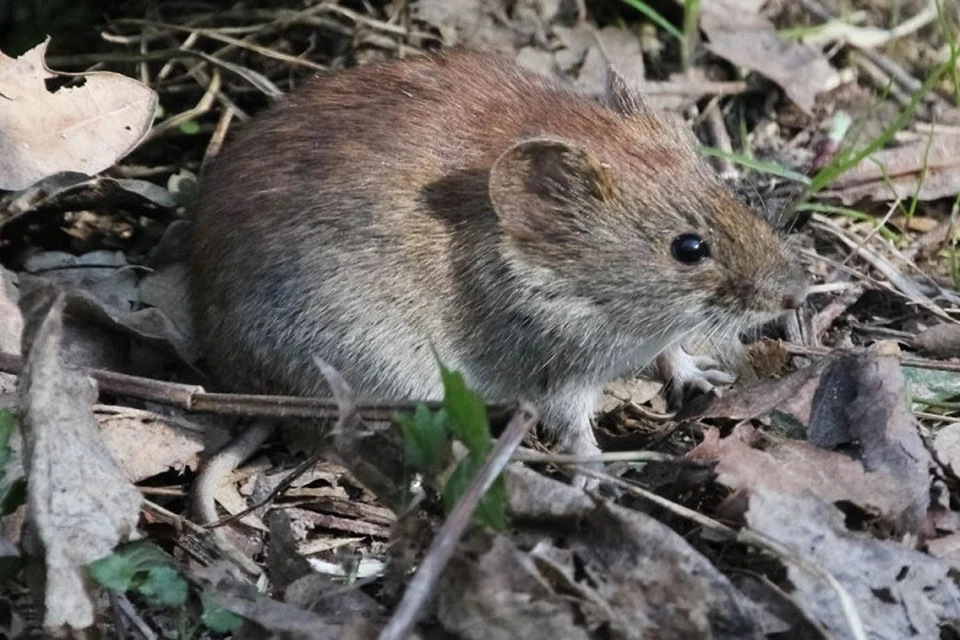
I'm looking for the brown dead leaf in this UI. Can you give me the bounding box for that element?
[18,281,141,632]
[692,347,934,534]
[438,534,592,640]
[926,532,960,569]
[0,267,21,396]
[701,0,841,114]
[0,39,157,191]
[808,348,932,532]
[913,323,960,358]
[96,406,209,482]
[207,582,375,640]
[23,250,197,364]
[688,358,827,423]
[463,466,771,639]
[689,425,913,524]
[3,175,175,221]
[284,572,386,624]
[598,377,661,414]
[747,489,960,638]
[575,26,645,96]
[933,423,960,478]
[824,130,960,203]
[413,0,515,52]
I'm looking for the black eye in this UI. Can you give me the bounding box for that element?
[671,233,710,264]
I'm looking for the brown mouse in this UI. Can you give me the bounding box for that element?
[189,50,806,465]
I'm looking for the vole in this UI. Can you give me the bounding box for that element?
[189,50,807,469]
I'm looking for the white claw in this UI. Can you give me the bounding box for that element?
[657,346,737,405]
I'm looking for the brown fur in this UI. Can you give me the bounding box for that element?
[190,50,806,457]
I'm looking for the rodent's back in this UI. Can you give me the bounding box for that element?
[190,50,805,405]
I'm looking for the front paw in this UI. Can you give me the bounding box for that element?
[657,346,736,407]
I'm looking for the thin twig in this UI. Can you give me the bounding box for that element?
[377,403,539,640]
[783,342,960,372]
[513,448,701,465]
[0,351,513,420]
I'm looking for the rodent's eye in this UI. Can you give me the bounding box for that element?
[671,233,711,264]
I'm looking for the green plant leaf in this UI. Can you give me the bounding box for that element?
[443,457,506,531]
[395,404,450,472]
[0,410,25,516]
[0,409,16,480]
[88,541,178,593]
[0,556,22,583]
[904,367,960,409]
[139,565,188,607]
[0,478,26,516]
[200,592,245,632]
[179,120,201,135]
[808,55,954,194]
[438,363,491,458]
[88,552,139,592]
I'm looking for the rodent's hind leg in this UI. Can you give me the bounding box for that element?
[533,388,603,490]
[656,345,736,408]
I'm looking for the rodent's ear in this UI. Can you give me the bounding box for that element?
[489,138,620,239]
[604,66,652,119]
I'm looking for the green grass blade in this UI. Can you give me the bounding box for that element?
[619,0,683,40]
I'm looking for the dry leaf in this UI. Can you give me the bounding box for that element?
[926,532,960,569]
[438,535,592,640]
[701,0,841,114]
[913,324,960,358]
[747,489,960,639]
[575,26,645,96]
[0,267,21,396]
[933,423,960,479]
[689,425,914,525]
[413,0,515,52]
[824,130,960,203]
[692,347,934,534]
[0,39,157,191]
[808,348,932,532]
[23,250,197,364]
[687,358,827,422]
[486,467,770,638]
[18,281,141,632]
[96,407,209,482]
[206,582,368,640]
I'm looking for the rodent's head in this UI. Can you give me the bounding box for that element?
[488,68,806,340]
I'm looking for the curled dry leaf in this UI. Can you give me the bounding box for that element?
[0,39,157,191]
[808,348,933,533]
[3,175,176,221]
[23,250,197,365]
[700,0,841,114]
[17,281,141,632]
[747,489,960,639]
